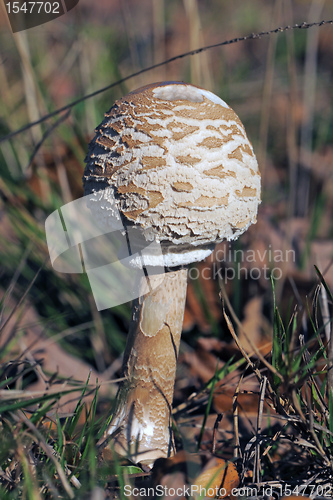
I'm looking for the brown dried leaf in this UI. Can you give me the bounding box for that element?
[181,337,241,385]
[152,452,239,499]
[0,292,113,416]
[183,280,211,333]
[192,457,239,499]
[281,497,309,500]
[239,296,272,356]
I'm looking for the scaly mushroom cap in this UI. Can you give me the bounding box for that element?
[83,82,261,266]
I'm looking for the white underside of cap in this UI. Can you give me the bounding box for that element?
[130,246,213,268]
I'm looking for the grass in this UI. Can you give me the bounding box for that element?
[1,276,333,497]
[1,0,333,497]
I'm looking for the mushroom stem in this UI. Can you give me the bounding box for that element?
[105,267,188,465]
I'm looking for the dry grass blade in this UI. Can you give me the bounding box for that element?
[212,413,223,455]
[0,262,44,336]
[24,109,71,176]
[298,0,326,216]
[305,385,330,467]
[219,285,283,383]
[254,376,267,484]
[16,444,42,500]
[318,284,331,344]
[261,424,288,458]
[298,340,330,424]
[232,373,244,460]
[11,410,80,497]
[220,296,261,380]
[291,389,330,467]
[220,293,292,421]
[258,0,282,180]
[0,242,34,329]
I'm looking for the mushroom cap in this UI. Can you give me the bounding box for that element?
[83,82,261,267]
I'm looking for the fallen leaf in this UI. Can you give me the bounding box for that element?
[239,296,272,356]
[192,457,239,499]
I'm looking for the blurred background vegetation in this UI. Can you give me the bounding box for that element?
[1,0,333,497]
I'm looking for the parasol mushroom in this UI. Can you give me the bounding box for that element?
[82,81,261,466]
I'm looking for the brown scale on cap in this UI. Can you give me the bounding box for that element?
[84,82,261,467]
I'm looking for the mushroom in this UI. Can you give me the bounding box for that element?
[82,82,261,466]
